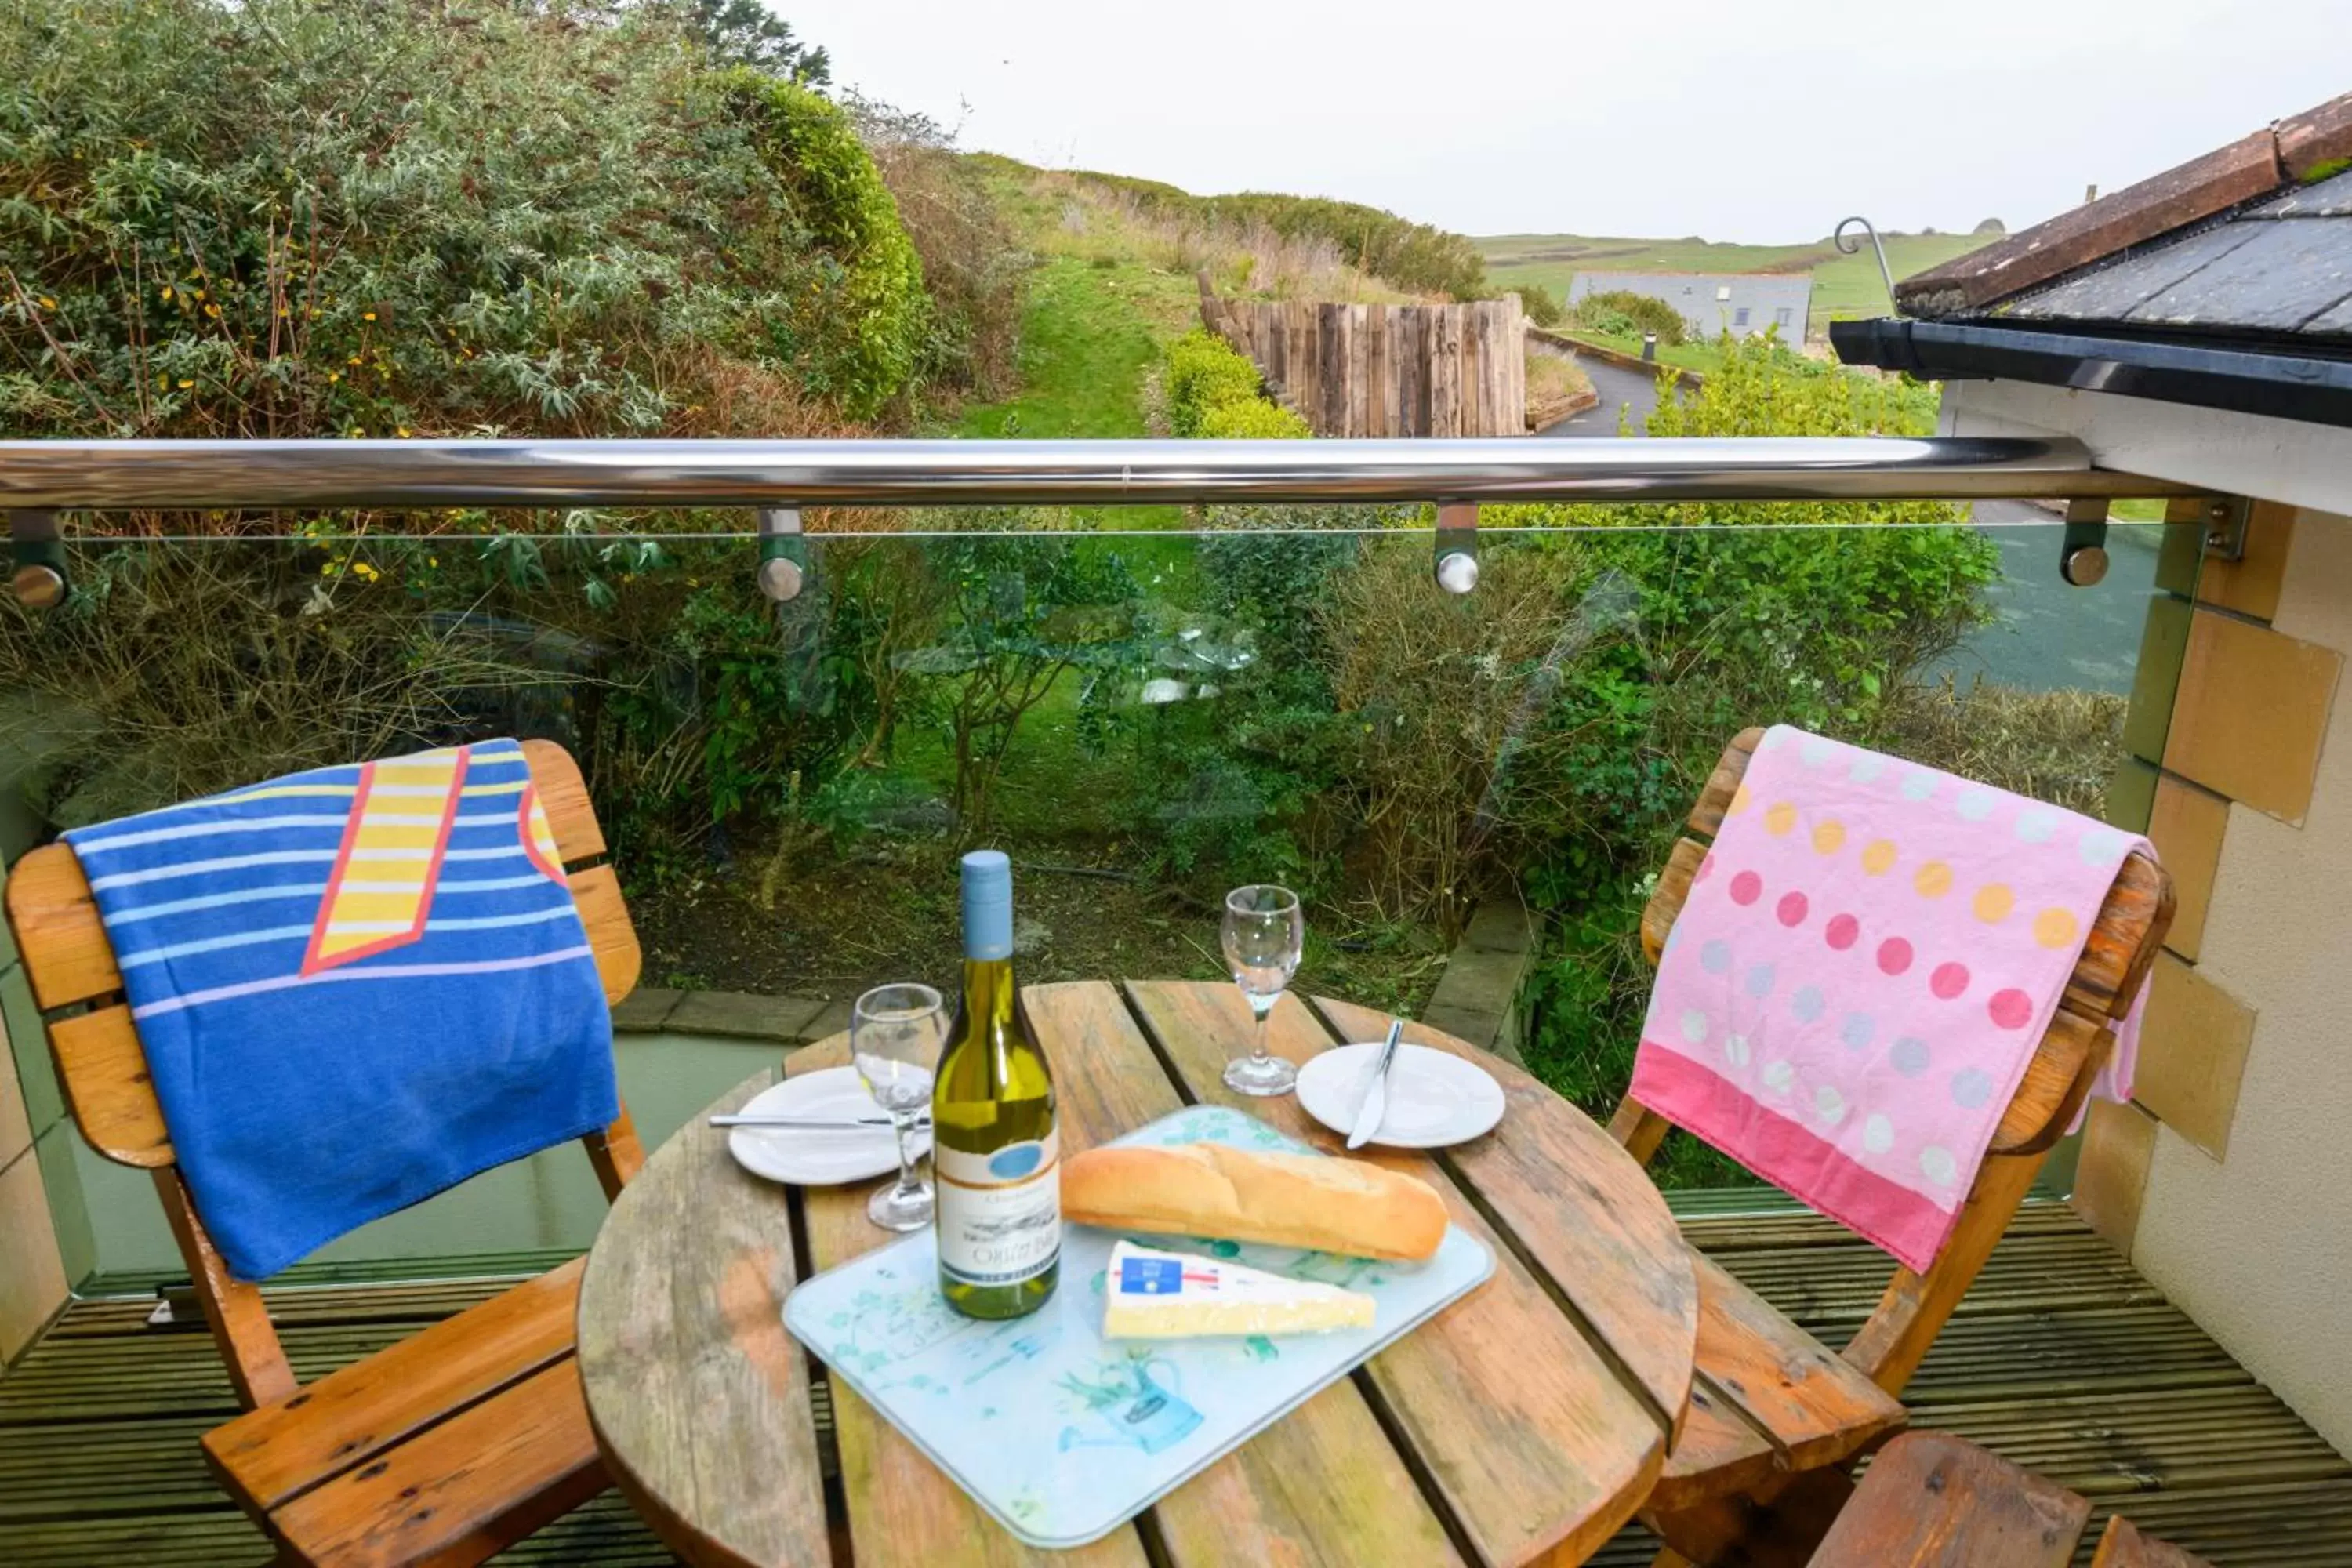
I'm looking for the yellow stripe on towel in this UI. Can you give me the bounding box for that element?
[302,750,469,974]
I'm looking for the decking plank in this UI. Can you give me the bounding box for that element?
[5,1205,2347,1567]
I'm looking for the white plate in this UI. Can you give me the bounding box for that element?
[1294,1043,1507,1149]
[727,1067,933,1186]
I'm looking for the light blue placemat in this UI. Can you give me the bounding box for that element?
[783,1103,1494,1549]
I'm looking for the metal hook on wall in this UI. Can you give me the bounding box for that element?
[1834,217,1898,311]
[9,510,67,608]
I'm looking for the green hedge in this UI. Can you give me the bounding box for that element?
[1566,289,1689,345]
[0,0,934,440]
[1164,330,1308,438]
[1198,397,1313,438]
[1054,170,1490,300]
[0,0,953,869]
[720,69,931,418]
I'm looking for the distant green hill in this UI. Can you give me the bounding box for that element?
[1477,230,1995,339]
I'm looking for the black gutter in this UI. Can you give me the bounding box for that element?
[1831,318,2352,430]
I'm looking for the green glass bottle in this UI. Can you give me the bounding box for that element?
[933,850,1060,1318]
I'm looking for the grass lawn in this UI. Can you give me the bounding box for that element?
[632,166,1466,1044]
[944,254,1197,572]
[950,256,1193,442]
[1480,230,1994,339]
[1547,325,1727,379]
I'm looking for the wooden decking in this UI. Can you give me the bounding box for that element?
[2,1200,2346,1566]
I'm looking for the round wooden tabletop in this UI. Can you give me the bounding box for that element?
[577,981,1697,1568]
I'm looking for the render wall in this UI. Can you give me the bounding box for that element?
[1947,379,2352,1452]
[2130,514,2352,1451]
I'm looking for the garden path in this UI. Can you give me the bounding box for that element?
[1537,356,1664,437]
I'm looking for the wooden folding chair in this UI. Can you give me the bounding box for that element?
[3,741,645,1567]
[1806,1431,2212,1567]
[1610,728,2174,1567]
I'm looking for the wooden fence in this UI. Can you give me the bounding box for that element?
[1196,277,1525,437]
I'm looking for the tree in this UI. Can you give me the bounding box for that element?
[682,0,829,81]
[902,525,1140,841]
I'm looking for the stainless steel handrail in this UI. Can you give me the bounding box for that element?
[0,437,2188,512]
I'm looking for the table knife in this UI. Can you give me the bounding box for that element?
[1348,1019,1406,1150]
[708,1114,929,1131]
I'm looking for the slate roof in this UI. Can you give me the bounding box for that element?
[1833,91,2352,426]
[1566,270,1813,339]
[1974,167,2352,346]
[1890,89,2352,350]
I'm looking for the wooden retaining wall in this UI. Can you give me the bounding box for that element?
[1197,276,1526,437]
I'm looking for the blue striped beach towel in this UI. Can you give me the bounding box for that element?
[64,739,619,1280]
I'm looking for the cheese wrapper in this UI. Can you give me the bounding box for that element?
[1102,1240,1375,1340]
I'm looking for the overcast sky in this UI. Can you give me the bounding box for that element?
[786,0,2352,242]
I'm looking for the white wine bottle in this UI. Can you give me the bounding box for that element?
[933,850,1060,1318]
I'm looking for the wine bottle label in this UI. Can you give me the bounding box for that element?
[935,1131,1061,1287]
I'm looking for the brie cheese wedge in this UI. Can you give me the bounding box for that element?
[1102,1240,1375,1339]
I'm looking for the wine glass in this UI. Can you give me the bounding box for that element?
[853,982,945,1232]
[1221,884,1305,1096]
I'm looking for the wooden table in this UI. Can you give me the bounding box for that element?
[577,981,1699,1567]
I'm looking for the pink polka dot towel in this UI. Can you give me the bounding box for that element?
[1627,725,2153,1272]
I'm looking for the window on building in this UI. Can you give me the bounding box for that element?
[1776,307,1794,327]
[1733,306,1751,328]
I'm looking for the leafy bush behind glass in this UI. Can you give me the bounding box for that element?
[0,0,931,437]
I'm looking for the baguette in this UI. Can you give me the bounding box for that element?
[1062,1142,1447,1261]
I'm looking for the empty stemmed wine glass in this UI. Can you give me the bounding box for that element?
[853,983,945,1231]
[1221,884,1305,1096]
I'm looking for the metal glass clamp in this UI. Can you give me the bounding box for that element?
[757,506,806,602]
[2200,495,2251,564]
[8,509,67,608]
[1434,502,1479,594]
[145,1279,201,1328]
[2060,497,2110,587]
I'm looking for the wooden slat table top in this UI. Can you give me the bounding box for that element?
[576,1075,830,1568]
[575,978,1697,1568]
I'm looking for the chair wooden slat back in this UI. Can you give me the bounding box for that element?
[2,739,644,1410]
[7,740,641,1169]
[1614,727,2174,1399]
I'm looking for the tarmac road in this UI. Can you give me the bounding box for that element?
[1536,354,1668,438]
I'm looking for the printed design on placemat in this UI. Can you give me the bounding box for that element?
[1057,1351,1203,1455]
[1134,1105,1293,1150]
[782,1102,1494,1550]
[815,1258,1065,1391]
